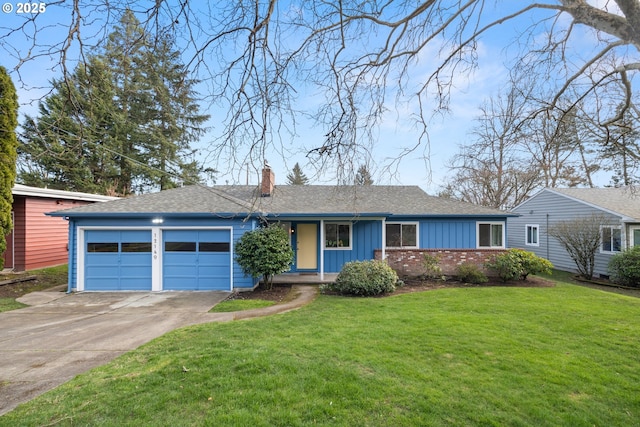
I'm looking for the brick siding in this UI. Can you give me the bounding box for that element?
[374,248,507,277]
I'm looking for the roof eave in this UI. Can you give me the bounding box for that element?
[46,211,258,218]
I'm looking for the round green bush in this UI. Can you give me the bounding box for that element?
[455,262,488,284]
[485,249,553,282]
[331,260,399,296]
[608,246,640,288]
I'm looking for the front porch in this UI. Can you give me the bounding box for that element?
[267,273,338,284]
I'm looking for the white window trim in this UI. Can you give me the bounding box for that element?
[600,225,622,254]
[476,222,505,249]
[385,222,419,249]
[525,224,539,247]
[630,225,640,248]
[324,222,353,250]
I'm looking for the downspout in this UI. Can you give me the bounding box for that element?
[320,219,325,281]
[546,213,550,260]
[381,218,386,261]
[67,218,75,293]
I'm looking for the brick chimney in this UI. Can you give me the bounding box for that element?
[261,165,275,197]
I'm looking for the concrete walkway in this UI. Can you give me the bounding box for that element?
[0,285,318,416]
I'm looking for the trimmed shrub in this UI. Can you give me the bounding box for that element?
[235,223,294,289]
[486,249,553,282]
[331,260,399,296]
[455,262,488,284]
[422,253,445,280]
[608,246,640,288]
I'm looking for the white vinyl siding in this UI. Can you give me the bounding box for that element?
[508,189,625,278]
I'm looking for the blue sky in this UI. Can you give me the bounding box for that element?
[0,1,617,193]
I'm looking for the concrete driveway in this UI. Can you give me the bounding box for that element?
[0,289,229,416]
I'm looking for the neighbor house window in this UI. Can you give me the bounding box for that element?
[601,226,621,253]
[526,225,539,246]
[477,222,504,248]
[632,227,640,248]
[385,223,418,248]
[325,223,351,249]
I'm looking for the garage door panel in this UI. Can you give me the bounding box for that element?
[163,275,192,290]
[164,264,196,276]
[162,229,231,291]
[198,265,229,275]
[85,278,117,291]
[164,230,197,241]
[119,277,152,290]
[84,230,152,291]
[85,230,120,242]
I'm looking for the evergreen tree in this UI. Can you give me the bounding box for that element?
[355,164,374,185]
[103,9,152,195]
[286,163,309,185]
[18,9,209,195]
[19,58,121,194]
[0,66,18,269]
[601,102,639,187]
[138,31,208,191]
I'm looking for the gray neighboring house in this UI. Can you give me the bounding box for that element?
[508,187,640,278]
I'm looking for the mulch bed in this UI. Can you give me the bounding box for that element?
[228,284,294,303]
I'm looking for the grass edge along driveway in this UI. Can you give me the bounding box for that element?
[2,275,639,426]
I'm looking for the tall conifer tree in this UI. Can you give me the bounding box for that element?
[286,163,309,185]
[19,9,209,195]
[0,66,18,268]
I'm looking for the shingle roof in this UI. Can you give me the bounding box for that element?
[549,187,640,221]
[50,184,510,217]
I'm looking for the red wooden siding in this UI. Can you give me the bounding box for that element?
[10,197,91,271]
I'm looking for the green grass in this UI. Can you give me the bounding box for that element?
[209,298,275,312]
[0,265,68,313]
[0,298,26,312]
[2,277,640,426]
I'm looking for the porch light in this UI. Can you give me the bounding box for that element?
[151,218,164,224]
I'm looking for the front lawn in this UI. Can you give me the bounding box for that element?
[2,277,640,426]
[0,265,68,313]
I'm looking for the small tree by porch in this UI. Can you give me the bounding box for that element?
[235,224,294,290]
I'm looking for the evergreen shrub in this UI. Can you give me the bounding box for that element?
[331,260,399,296]
[455,262,488,284]
[608,246,640,288]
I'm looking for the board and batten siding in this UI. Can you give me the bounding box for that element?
[508,190,623,278]
[323,220,382,272]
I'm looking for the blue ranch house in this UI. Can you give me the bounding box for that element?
[49,167,514,292]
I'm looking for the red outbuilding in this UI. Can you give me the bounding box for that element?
[2,184,118,272]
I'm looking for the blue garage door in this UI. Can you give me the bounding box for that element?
[163,229,231,290]
[85,230,152,290]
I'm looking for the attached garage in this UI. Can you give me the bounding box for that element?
[78,227,235,292]
[84,230,152,291]
[163,229,232,291]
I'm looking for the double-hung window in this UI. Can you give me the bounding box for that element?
[385,223,418,248]
[601,226,621,253]
[325,223,351,249]
[526,224,539,246]
[477,222,504,248]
